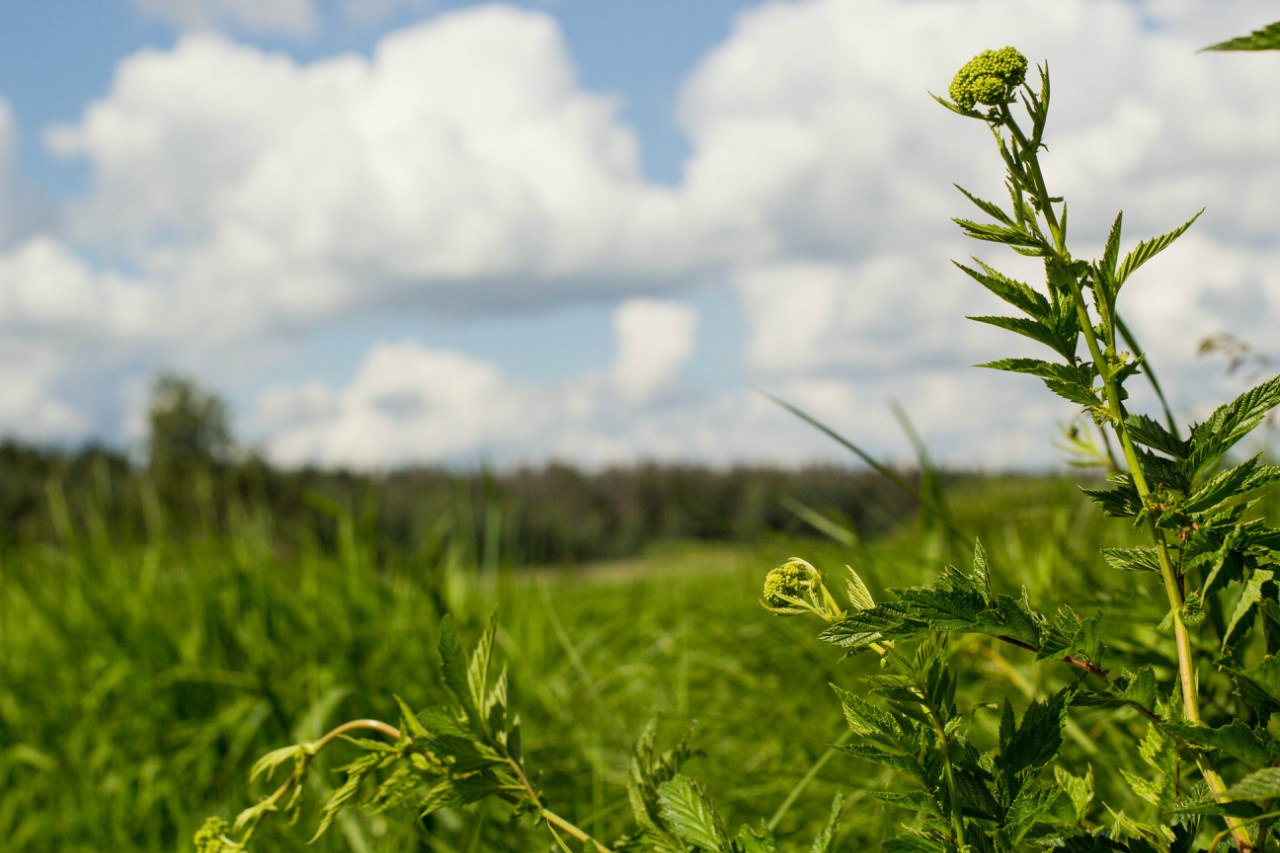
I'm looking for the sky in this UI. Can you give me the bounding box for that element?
[0,0,1277,471]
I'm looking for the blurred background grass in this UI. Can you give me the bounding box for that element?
[0,439,1180,851]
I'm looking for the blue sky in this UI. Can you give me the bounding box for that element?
[0,0,1277,469]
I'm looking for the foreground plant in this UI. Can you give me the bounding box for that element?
[194,613,845,852]
[755,45,1280,851]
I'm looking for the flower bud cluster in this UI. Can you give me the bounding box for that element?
[948,47,1028,111]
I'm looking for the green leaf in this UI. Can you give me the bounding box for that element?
[969,314,1074,359]
[437,616,479,724]
[1004,785,1060,843]
[1228,656,1280,714]
[845,566,876,611]
[980,358,1099,407]
[656,775,728,852]
[999,691,1069,782]
[1203,21,1280,51]
[1101,547,1162,573]
[1162,720,1271,768]
[467,614,497,724]
[1054,765,1094,823]
[735,823,779,853]
[1124,413,1189,460]
[954,217,1047,251]
[1223,570,1273,657]
[832,684,901,743]
[1187,374,1280,476]
[1101,211,1123,279]
[1113,210,1203,289]
[1224,767,1280,801]
[1038,607,1103,665]
[1081,479,1142,518]
[808,793,845,853]
[953,259,1050,318]
[954,184,1014,224]
[867,790,938,814]
[1185,457,1280,514]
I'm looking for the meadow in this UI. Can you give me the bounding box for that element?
[0,463,1161,852]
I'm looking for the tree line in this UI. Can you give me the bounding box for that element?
[0,375,926,565]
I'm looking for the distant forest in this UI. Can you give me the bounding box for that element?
[0,439,931,565]
[0,375,938,565]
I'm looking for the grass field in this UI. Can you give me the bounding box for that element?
[0,474,1168,851]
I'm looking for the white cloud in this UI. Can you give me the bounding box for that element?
[255,341,539,468]
[6,0,1279,466]
[610,298,699,404]
[135,0,318,37]
[47,8,696,331]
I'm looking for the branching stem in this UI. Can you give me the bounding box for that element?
[997,90,1251,852]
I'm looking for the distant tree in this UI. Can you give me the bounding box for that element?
[147,373,232,478]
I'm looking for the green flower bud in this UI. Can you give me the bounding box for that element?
[948,47,1028,111]
[194,817,240,853]
[763,557,820,609]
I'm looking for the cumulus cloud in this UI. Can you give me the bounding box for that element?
[47,8,696,333]
[610,298,699,404]
[254,341,537,467]
[5,0,1279,466]
[135,0,318,37]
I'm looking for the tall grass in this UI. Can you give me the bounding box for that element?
[0,470,1149,851]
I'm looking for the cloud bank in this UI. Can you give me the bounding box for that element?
[3,0,1278,467]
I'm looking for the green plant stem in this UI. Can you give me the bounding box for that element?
[926,703,967,850]
[502,748,615,853]
[767,728,856,832]
[1002,100,1250,850]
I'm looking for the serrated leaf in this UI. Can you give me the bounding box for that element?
[955,217,1046,250]
[1224,767,1280,801]
[1223,570,1273,655]
[867,790,938,813]
[1005,785,1060,843]
[845,566,876,611]
[1039,607,1103,665]
[1185,457,1280,515]
[953,259,1049,318]
[1162,720,1271,768]
[1124,413,1188,460]
[467,613,498,727]
[657,775,728,852]
[1054,765,1094,822]
[1187,374,1280,477]
[980,358,1099,407]
[735,823,779,853]
[1082,481,1142,518]
[1000,691,1069,782]
[832,684,900,742]
[808,793,845,853]
[438,616,479,725]
[1102,547,1162,573]
[1203,21,1280,51]
[969,314,1073,359]
[1114,210,1202,289]
[955,184,1014,224]
[1101,211,1123,278]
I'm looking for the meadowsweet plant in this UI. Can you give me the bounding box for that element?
[755,46,1280,852]
[198,38,1280,853]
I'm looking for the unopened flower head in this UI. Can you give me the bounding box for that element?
[763,557,821,609]
[948,47,1028,111]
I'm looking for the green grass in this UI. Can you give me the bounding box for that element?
[0,475,1168,851]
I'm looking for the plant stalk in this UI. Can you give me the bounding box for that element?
[1001,96,1251,851]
